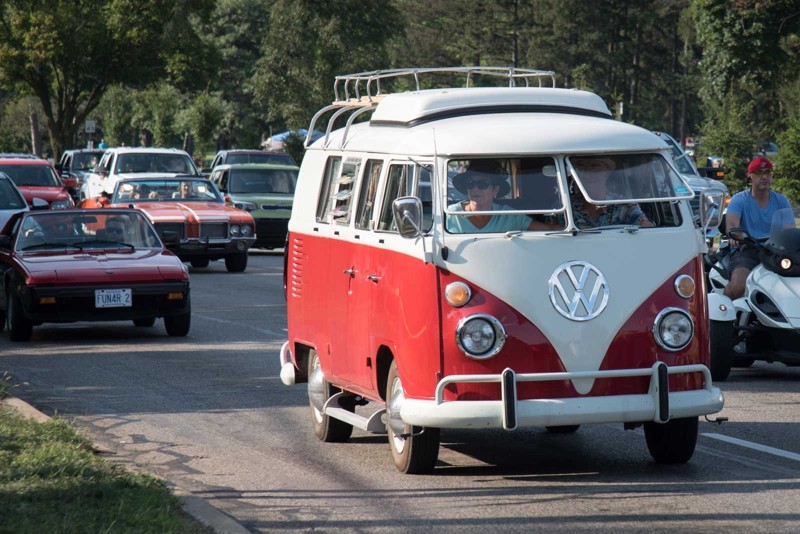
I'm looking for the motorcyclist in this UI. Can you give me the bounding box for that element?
[724,156,791,299]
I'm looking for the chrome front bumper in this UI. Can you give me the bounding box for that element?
[400,363,724,430]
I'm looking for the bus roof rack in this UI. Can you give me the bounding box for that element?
[306,66,557,148]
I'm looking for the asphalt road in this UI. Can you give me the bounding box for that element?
[1,251,799,533]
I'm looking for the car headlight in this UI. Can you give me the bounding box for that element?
[50,199,72,209]
[234,201,258,212]
[455,314,507,359]
[230,224,241,237]
[653,308,694,351]
[240,224,253,237]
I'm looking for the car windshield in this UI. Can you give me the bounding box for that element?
[15,211,161,251]
[115,153,197,174]
[73,151,104,170]
[228,168,298,194]
[0,164,60,187]
[227,153,296,166]
[0,178,27,209]
[112,179,223,203]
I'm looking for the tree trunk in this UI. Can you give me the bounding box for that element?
[29,105,42,158]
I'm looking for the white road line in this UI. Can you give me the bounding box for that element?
[702,433,800,463]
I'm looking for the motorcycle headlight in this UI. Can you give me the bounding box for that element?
[653,308,694,351]
[230,224,241,237]
[455,314,507,359]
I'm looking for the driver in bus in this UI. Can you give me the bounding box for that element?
[446,160,554,233]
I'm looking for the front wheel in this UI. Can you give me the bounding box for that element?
[644,416,699,464]
[164,297,191,336]
[7,290,32,341]
[709,320,734,381]
[308,349,353,442]
[386,361,440,474]
[225,252,248,273]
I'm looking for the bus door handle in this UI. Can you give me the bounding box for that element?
[366,274,381,283]
[343,268,356,276]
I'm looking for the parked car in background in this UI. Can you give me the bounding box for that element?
[757,141,778,160]
[208,149,296,174]
[0,172,34,230]
[80,147,198,201]
[0,154,74,209]
[84,176,256,272]
[57,148,105,202]
[209,163,298,249]
[0,208,191,341]
[655,132,729,227]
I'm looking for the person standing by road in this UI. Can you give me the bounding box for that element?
[724,156,791,299]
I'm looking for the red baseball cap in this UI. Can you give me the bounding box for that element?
[747,156,773,174]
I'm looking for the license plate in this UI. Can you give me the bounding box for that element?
[95,289,132,308]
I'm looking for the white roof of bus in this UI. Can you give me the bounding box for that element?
[312,90,668,157]
[370,87,611,123]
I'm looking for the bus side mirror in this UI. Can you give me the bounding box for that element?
[392,196,423,239]
[700,188,724,235]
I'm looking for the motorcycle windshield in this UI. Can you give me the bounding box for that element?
[769,207,797,241]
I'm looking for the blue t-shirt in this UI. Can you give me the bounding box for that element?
[727,190,791,240]
[446,202,532,233]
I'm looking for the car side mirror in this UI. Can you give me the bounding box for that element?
[392,196,423,239]
[63,177,77,188]
[699,188,724,235]
[160,230,180,246]
[30,198,49,210]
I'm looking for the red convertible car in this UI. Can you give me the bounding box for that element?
[0,208,191,341]
[82,176,255,272]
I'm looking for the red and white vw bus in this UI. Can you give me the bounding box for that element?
[280,67,725,473]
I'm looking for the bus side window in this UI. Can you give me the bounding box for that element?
[315,156,342,223]
[413,165,433,231]
[377,164,409,232]
[355,159,383,230]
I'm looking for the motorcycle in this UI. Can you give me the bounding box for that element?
[707,207,800,380]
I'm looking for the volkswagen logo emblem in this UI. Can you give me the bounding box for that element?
[549,261,609,321]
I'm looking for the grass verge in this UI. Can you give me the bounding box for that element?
[0,405,208,533]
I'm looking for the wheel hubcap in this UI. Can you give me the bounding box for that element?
[387,376,407,453]
[307,357,326,421]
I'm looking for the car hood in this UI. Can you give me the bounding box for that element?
[19,249,188,284]
[681,173,728,192]
[17,186,68,203]
[131,201,254,223]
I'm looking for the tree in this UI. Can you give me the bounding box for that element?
[253,0,404,129]
[180,90,227,161]
[0,0,215,161]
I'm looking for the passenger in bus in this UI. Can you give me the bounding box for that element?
[569,157,654,228]
[446,169,555,233]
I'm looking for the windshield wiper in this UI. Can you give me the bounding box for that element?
[85,239,135,250]
[21,242,83,251]
[545,225,640,236]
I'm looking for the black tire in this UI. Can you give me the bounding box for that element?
[386,361,440,474]
[224,252,248,273]
[545,425,580,434]
[7,291,32,342]
[133,317,156,327]
[644,416,699,464]
[709,320,734,382]
[164,296,191,337]
[190,258,210,268]
[308,349,353,442]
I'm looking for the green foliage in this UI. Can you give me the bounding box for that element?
[131,83,187,147]
[697,93,755,194]
[774,118,800,205]
[181,91,227,158]
[253,0,404,129]
[0,408,202,533]
[282,132,307,166]
[94,85,135,147]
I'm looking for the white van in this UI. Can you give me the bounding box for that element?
[279,67,725,474]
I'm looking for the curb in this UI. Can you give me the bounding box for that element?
[1,397,250,534]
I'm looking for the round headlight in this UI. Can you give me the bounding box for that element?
[445,282,471,307]
[674,275,695,299]
[455,314,507,359]
[240,224,253,237]
[229,224,241,237]
[781,257,792,270]
[653,308,694,351]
